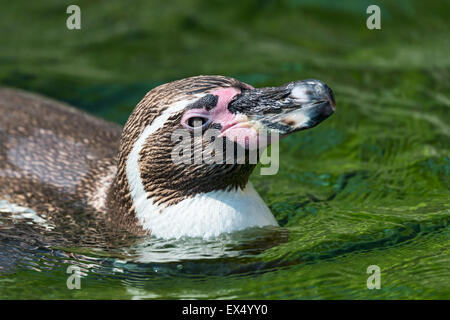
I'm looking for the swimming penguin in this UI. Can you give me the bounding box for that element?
[0,76,335,239]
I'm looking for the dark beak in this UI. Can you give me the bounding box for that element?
[228,79,336,136]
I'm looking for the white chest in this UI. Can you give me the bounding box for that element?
[133,183,278,239]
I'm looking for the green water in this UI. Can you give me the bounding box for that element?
[0,0,449,299]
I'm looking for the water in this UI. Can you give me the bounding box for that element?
[0,0,449,299]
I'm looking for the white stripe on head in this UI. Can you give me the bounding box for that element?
[125,98,197,226]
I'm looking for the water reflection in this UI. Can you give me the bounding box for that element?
[0,208,289,280]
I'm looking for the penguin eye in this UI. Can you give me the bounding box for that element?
[182,115,211,130]
[187,117,208,127]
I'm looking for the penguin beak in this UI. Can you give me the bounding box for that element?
[227,79,335,138]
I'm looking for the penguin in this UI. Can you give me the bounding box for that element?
[0,75,335,239]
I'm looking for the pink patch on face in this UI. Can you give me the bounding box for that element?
[209,87,240,126]
[209,87,258,149]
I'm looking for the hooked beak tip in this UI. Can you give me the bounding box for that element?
[289,79,335,110]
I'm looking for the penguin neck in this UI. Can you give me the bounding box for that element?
[107,167,277,239]
[132,182,278,239]
[105,146,278,238]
